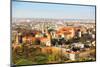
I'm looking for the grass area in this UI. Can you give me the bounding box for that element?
[16,59,33,65]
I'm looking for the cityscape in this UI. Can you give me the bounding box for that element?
[12,1,96,66]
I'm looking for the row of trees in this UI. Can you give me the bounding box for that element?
[12,42,69,65]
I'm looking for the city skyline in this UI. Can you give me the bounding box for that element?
[12,1,95,20]
[11,1,96,66]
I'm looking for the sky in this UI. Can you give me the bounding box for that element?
[12,1,95,20]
